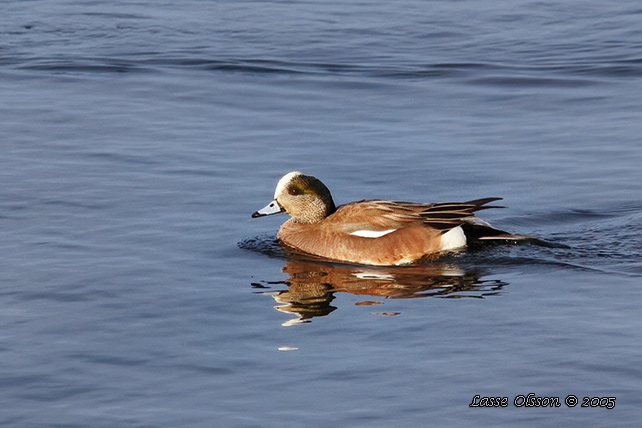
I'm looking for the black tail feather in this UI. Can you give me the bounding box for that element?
[461,221,533,244]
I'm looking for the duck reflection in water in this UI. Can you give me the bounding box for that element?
[254,255,508,326]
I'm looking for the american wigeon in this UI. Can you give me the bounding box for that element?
[252,171,529,266]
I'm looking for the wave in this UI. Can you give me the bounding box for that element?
[11,56,642,82]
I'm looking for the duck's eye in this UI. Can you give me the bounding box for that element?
[288,186,302,196]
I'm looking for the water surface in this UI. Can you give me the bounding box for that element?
[1,0,641,426]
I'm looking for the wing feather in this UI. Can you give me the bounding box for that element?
[329,198,504,234]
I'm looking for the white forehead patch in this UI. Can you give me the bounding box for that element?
[275,171,304,198]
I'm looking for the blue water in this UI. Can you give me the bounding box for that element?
[2,1,642,426]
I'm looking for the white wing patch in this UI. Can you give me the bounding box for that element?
[352,270,395,280]
[349,229,397,238]
[439,226,467,250]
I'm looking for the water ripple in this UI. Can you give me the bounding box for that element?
[240,200,642,280]
[10,55,641,84]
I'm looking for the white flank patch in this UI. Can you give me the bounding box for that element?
[349,229,397,238]
[440,226,467,250]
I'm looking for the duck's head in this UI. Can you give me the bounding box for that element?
[252,171,336,223]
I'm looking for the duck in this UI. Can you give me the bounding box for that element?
[252,171,529,266]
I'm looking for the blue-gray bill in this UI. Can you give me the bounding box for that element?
[252,200,283,218]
